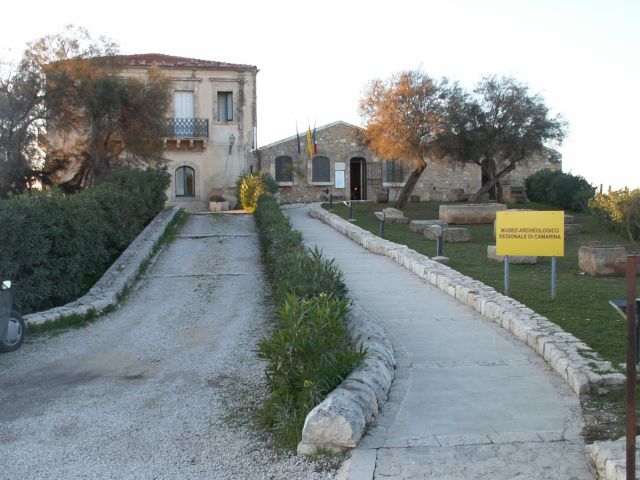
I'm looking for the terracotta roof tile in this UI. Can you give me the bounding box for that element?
[114,53,257,71]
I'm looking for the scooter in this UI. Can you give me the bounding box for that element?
[0,280,25,353]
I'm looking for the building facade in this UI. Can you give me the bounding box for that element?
[48,54,258,212]
[257,121,562,204]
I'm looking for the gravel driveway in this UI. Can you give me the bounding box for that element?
[0,213,337,480]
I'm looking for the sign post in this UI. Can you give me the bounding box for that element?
[496,211,565,299]
[504,256,510,296]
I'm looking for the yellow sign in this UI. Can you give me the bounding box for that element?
[496,211,564,257]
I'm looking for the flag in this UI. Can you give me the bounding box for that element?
[312,125,318,155]
[307,126,313,159]
[296,123,301,155]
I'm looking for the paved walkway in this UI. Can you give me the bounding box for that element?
[286,206,595,480]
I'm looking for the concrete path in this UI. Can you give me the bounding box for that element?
[286,206,595,480]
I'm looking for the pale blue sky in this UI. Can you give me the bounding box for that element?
[3,0,638,189]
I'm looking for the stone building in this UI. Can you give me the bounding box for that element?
[48,54,258,212]
[256,121,395,204]
[257,121,562,204]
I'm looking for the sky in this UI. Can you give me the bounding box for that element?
[2,0,638,190]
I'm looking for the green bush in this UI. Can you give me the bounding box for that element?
[258,294,362,447]
[590,188,640,241]
[0,168,169,313]
[547,173,595,212]
[525,169,595,211]
[525,168,561,203]
[254,195,363,448]
[237,172,278,212]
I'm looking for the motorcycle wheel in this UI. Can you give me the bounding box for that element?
[0,310,25,353]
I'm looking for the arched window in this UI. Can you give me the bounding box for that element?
[175,166,195,197]
[312,156,330,182]
[275,155,293,182]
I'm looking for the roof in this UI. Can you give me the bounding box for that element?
[259,121,363,150]
[114,53,258,72]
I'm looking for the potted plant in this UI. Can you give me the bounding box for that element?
[209,194,229,212]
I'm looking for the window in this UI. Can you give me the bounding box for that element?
[174,91,195,118]
[174,91,196,136]
[217,92,233,122]
[275,155,293,182]
[312,156,330,182]
[385,160,405,183]
[175,166,195,197]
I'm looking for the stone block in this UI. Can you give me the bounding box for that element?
[381,207,409,224]
[439,203,507,224]
[487,245,538,264]
[578,245,627,277]
[424,227,471,242]
[409,219,445,233]
[504,186,527,204]
[300,388,366,449]
[209,200,229,212]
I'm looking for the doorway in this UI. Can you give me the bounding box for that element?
[350,157,367,200]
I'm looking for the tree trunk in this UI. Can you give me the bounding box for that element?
[469,161,517,203]
[395,159,426,210]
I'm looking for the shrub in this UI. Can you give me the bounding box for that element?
[258,294,362,447]
[237,172,278,212]
[525,169,595,211]
[254,195,363,448]
[547,173,595,212]
[590,188,640,241]
[0,168,170,313]
[525,168,561,203]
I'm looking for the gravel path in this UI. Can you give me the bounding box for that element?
[0,213,338,480]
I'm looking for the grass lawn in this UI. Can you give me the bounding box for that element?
[323,200,639,441]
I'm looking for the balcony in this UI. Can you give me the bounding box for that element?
[163,118,208,150]
[164,118,209,139]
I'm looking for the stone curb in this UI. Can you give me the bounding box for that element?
[24,206,181,326]
[586,437,635,480]
[308,205,625,397]
[295,279,396,454]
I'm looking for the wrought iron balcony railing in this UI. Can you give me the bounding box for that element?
[164,118,209,138]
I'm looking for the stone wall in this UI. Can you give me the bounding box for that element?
[257,121,380,203]
[415,149,561,201]
[500,148,562,187]
[258,121,563,204]
[416,156,481,201]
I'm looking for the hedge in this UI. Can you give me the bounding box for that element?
[0,168,170,313]
[254,195,363,448]
[525,168,595,212]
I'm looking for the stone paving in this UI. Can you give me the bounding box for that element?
[286,206,595,480]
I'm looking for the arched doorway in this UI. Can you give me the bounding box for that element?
[350,157,367,200]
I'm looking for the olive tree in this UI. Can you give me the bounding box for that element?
[359,70,566,208]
